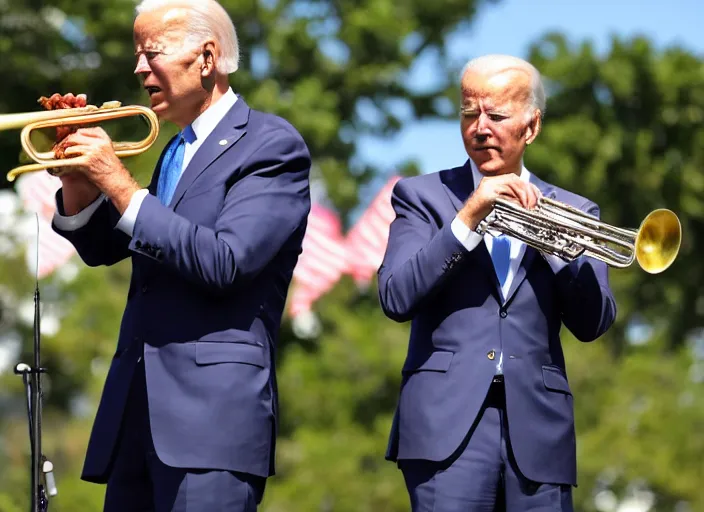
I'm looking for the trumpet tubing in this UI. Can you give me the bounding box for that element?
[0,101,160,182]
[477,196,681,274]
[0,106,95,131]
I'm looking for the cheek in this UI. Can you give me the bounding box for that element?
[151,66,188,93]
[460,120,473,140]
[498,123,524,144]
[153,55,198,81]
[147,62,168,80]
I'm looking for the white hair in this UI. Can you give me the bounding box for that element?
[135,0,239,74]
[461,54,546,117]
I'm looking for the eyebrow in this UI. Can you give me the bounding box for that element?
[461,103,511,114]
[135,41,167,52]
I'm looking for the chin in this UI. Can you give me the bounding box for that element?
[150,102,171,119]
[474,159,504,176]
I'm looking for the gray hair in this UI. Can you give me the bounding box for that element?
[461,54,546,117]
[135,0,239,74]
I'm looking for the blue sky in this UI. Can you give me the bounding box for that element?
[356,0,704,177]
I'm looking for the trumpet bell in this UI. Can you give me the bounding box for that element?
[635,208,682,274]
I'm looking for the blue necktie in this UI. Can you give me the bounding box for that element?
[491,235,511,289]
[157,134,186,206]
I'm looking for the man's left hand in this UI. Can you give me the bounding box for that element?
[60,127,140,214]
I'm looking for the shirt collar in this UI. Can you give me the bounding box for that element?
[469,158,531,192]
[185,87,238,143]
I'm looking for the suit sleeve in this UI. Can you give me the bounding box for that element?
[377,180,471,322]
[128,127,311,292]
[543,201,617,342]
[52,192,132,267]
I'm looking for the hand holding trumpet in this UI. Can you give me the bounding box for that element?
[59,125,140,215]
[458,173,542,230]
[33,93,142,215]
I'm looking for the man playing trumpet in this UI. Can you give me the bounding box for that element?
[51,0,311,510]
[378,54,617,511]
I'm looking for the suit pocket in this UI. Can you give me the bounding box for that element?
[198,328,261,345]
[542,365,572,395]
[402,351,454,374]
[195,342,266,368]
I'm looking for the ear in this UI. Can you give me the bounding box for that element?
[200,41,217,77]
[524,110,542,145]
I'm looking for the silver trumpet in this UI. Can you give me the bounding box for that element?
[475,196,682,274]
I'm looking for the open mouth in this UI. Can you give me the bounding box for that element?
[145,86,162,96]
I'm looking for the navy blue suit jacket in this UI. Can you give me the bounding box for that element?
[378,161,616,486]
[53,97,311,482]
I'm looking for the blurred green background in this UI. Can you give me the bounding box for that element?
[0,0,703,511]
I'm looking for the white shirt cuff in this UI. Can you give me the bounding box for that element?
[53,193,106,231]
[451,216,483,252]
[115,189,149,237]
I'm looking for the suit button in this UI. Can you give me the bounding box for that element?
[487,350,496,360]
[500,310,507,318]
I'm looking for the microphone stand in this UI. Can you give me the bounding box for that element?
[13,214,57,512]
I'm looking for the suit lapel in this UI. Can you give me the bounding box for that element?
[504,173,558,304]
[441,160,474,212]
[169,97,249,209]
[440,161,502,301]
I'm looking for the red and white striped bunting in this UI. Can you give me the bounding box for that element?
[288,176,401,318]
[15,172,76,279]
[288,203,350,317]
[344,176,400,286]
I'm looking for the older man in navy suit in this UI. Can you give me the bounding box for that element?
[378,54,616,511]
[51,0,310,510]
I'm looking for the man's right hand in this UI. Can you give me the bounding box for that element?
[458,173,541,231]
[57,170,101,216]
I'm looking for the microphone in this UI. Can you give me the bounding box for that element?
[14,363,32,374]
[42,460,57,497]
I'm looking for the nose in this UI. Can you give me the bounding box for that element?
[475,112,491,135]
[134,53,150,75]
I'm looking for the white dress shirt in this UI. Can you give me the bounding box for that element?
[53,88,239,236]
[449,160,531,375]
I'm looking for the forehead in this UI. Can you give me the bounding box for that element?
[461,68,532,108]
[133,7,188,49]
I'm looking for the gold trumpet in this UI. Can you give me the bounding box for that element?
[0,101,160,182]
[476,196,682,274]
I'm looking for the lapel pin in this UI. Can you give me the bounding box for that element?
[219,139,228,146]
